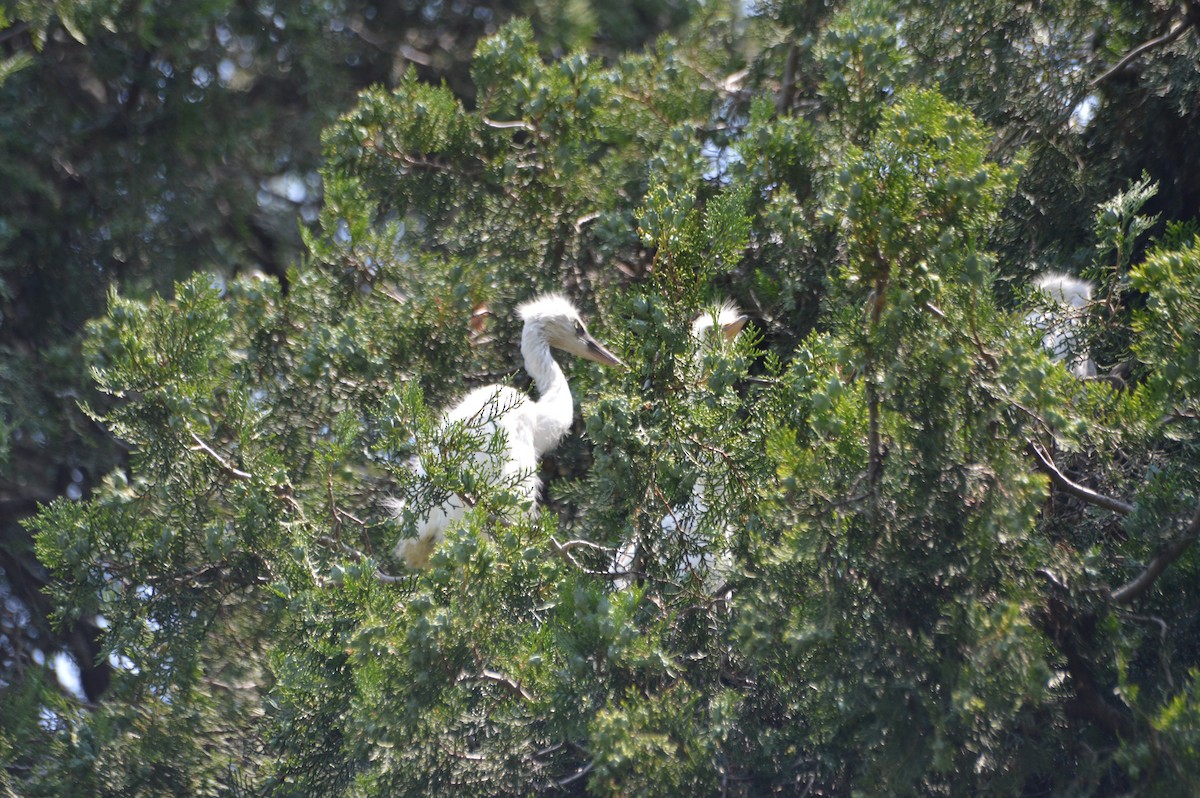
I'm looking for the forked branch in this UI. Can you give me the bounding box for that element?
[1026,441,1134,516]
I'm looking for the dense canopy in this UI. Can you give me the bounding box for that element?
[3,0,1200,795]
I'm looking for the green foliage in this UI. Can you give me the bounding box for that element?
[1125,670,1200,794]
[589,684,719,796]
[12,3,1200,797]
[0,51,32,85]
[1095,173,1160,267]
[830,88,1017,280]
[1130,234,1200,410]
[638,181,750,300]
[0,0,698,722]
[818,0,908,142]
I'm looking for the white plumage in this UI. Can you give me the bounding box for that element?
[689,300,748,343]
[1026,272,1096,378]
[390,294,622,569]
[615,302,747,588]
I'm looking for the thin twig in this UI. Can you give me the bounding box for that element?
[189,432,252,481]
[372,143,488,177]
[1025,441,1134,516]
[554,538,620,557]
[685,436,751,495]
[1119,611,1174,689]
[652,483,684,537]
[533,742,564,759]
[337,508,366,527]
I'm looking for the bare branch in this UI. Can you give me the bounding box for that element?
[396,43,434,66]
[1111,503,1200,605]
[551,761,594,789]
[1092,15,1194,86]
[482,117,535,131]
[1119,611,1175,689]
[0,21,31,45]
[1026,441,1134,516]
[340,17,433,65]
[455,668,534,702]
[777,40,799,115]
[549,537,630,581]
[573,211,601,233]
[189,432,252,481]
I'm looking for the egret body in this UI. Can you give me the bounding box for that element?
[1027,272,1096,378]
[615,302,747,587]
[391,294,622,568]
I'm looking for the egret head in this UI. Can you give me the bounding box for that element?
[1033,273,1092,310]
[518,293,624,367]
[691,301,748,344]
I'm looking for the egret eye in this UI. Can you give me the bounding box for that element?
[573,320,586,337]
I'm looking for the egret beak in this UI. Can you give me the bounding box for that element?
[580,335,625,368]
[722,315,749,341]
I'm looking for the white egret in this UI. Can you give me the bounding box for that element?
[1026,272,1096,378]
[390,294,623,569]
[614,302,748,588]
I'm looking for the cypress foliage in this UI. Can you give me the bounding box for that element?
[10,1,1200,794]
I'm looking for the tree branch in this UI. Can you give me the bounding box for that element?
[1033,585,1133,739]
[550,761,594,789]
[776,39,799,115]
[866,379,882,492]
[189,432,252,481]
[455,668,534,702]
[1119,611,1175,689]
[1111,503,1200,604]
[1025,441,1134,516]
[0,21,31,45]
[482,116,535,131]
[1092,14,1194,86]
[553,538,620,557]
[549,537,629,580]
